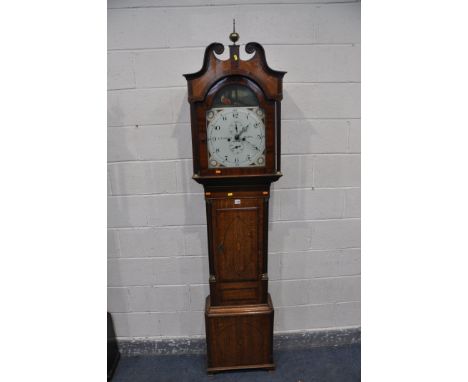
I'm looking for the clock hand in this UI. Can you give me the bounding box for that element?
[243,138,261,151]
[234,125,249,140]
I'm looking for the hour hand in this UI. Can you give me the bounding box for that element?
[235,125,248,140]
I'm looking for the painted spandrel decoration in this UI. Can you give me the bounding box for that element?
[212,84,259,107]
[183,20,286,373]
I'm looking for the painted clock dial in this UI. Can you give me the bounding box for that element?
[206,106,265,168]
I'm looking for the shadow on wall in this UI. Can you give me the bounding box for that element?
[270,87,309,331]
[176,89,207,338]
[172,83,315,332]
[107,79,337,336]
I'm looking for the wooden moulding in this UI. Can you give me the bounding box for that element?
[183,42,286,103]
[193,172,282,187]
[205,294,275,373]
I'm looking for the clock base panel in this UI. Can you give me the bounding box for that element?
[205,294,275,372]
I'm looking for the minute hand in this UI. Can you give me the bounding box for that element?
[234,125,249,140]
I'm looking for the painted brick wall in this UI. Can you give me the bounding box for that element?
[107,0,361,339]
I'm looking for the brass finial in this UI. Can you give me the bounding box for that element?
[229,19,239,44]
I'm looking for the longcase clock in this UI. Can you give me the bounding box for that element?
[183,24,286,373]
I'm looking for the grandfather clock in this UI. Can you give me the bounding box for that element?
[183,23,285,373]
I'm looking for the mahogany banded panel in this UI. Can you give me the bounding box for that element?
[213,205,260,282]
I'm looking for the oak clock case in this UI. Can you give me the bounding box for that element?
[183,32,285,373]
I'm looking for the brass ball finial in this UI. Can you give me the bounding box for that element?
[229,19,239,44]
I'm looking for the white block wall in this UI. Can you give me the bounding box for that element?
[108,0,361,339]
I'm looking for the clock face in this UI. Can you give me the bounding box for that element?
[206,107,266,168]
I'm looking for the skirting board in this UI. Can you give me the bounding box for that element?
[118,327,360,357]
